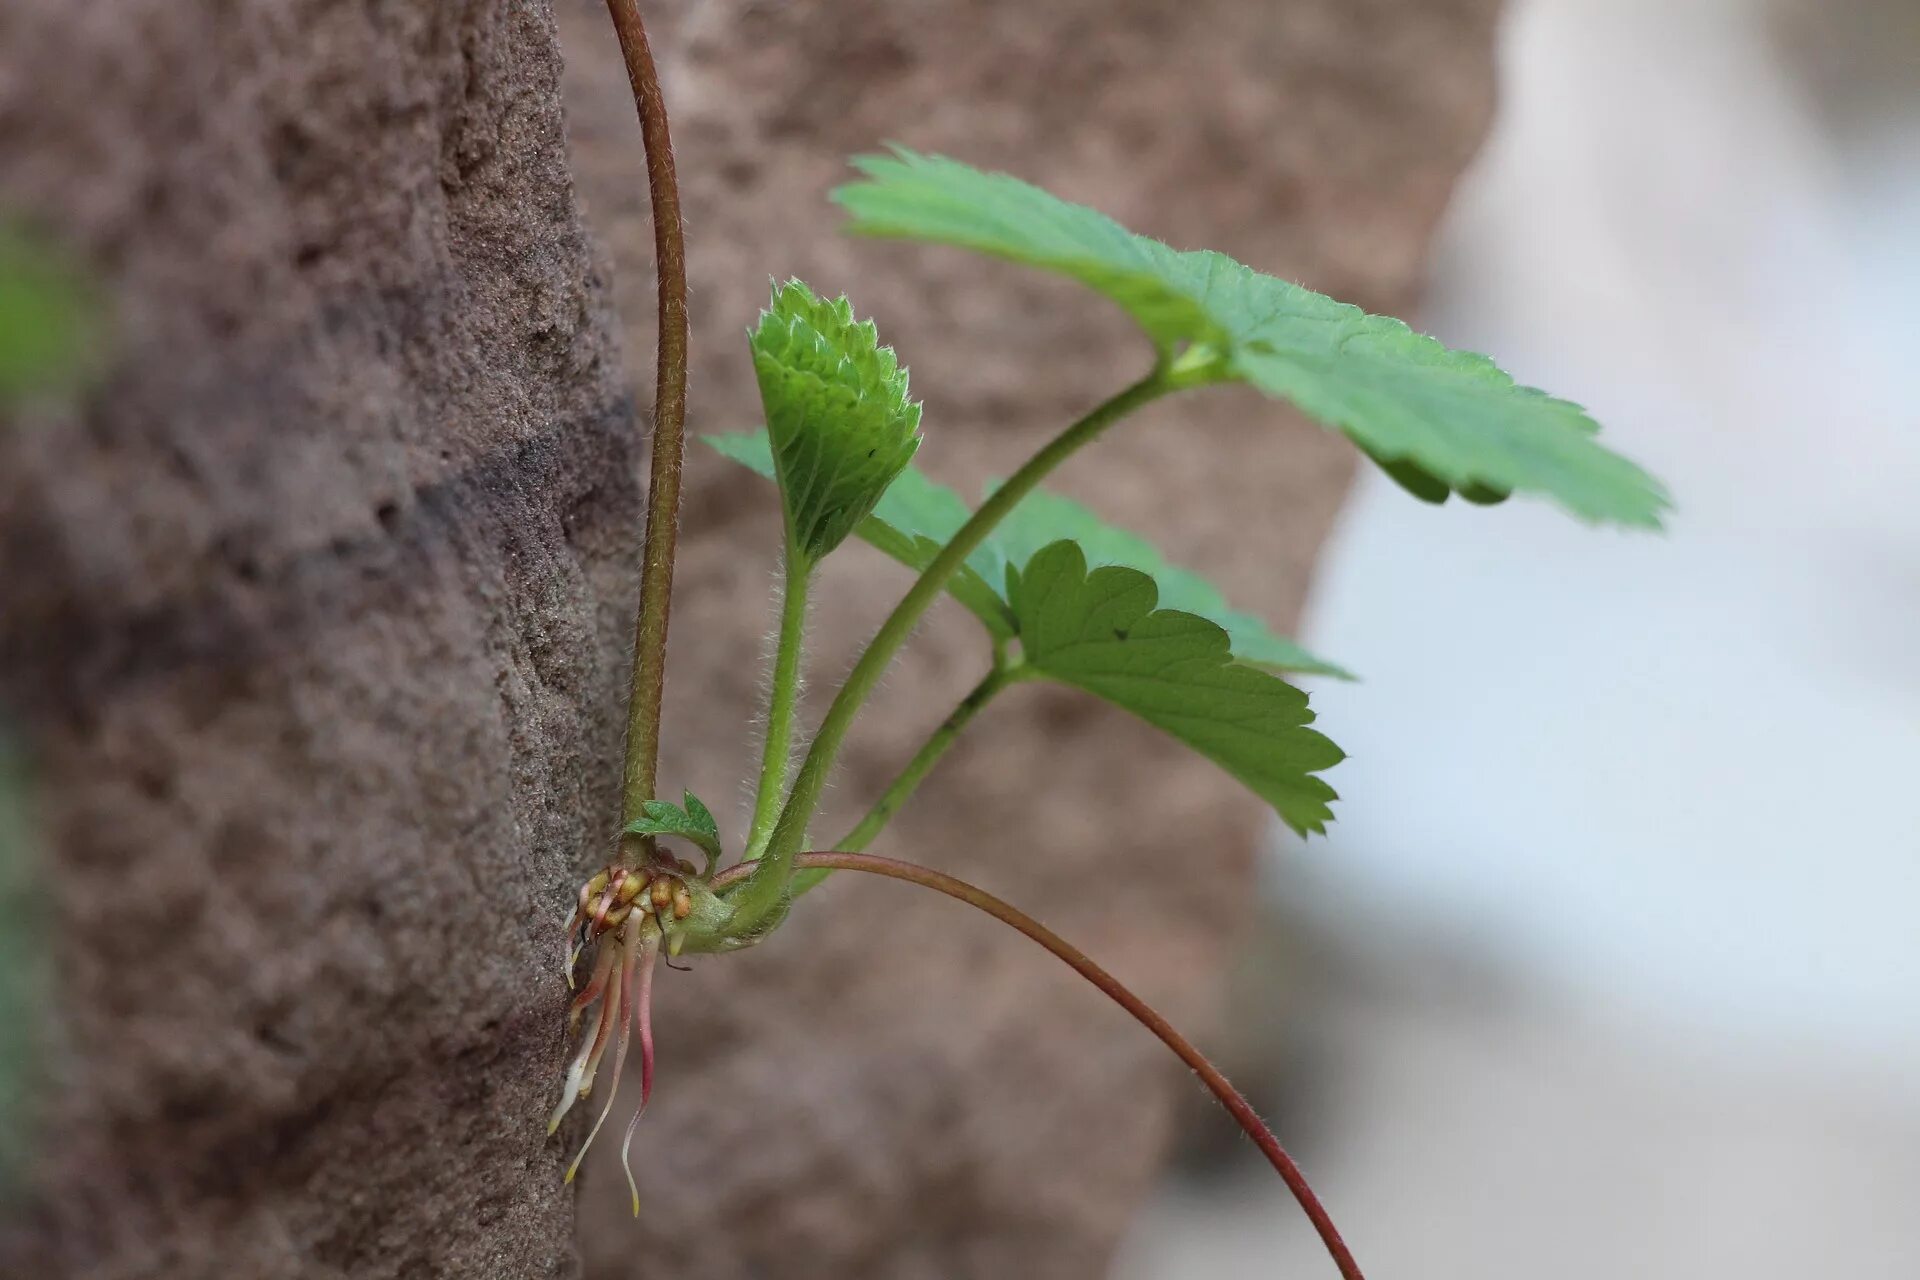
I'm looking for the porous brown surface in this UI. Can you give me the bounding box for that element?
[0,1,621,1276]
[0,1,1500,1277]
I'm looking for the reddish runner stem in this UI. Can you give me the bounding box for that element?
[603,0,691,831]
[713,851,1366,1280]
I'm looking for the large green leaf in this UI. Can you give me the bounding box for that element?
[705,430,1345,677]
[750,279,923,565]
[1008,541,1343,835]
[834,149,1669,528]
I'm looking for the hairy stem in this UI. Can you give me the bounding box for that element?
[605,0,691,833]
[784,663,1019,897]
[724,373,1173,930]
[744,556,812,858]
[712,850,1365,1280]
[836,664,1015,852]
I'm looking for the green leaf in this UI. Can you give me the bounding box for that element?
[984,487,1351,678]
[705,431,1345,676]
[834,149,1668,528]
[1008,541,1343,835]
[623,790,723,871]
[750,279,923,564]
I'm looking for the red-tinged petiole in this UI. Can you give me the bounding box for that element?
[709,850,1368,1280]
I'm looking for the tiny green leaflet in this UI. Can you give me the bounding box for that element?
[623,791,723,874]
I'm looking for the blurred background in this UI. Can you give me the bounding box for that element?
[1118,0,1920,1274]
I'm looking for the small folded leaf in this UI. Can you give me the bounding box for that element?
[834,149,1668,528]
[680,791,718,847]
[623,790,723,869]
[750,279,923,565]
[706,431,1346,677]
[1008,541,1343,835]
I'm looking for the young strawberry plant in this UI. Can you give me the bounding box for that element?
[554,6,1668,1276]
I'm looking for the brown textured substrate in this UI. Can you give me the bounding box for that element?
[0,2,626,1275]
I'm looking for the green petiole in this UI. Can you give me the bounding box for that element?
[721,367,1184,934]
[787,656,1025,896]
[743,547,812,860]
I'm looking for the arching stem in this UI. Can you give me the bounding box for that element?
[603,0,691,835]
[711,850,1366,1280]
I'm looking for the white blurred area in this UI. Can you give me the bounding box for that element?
[1118,0,1920,1274]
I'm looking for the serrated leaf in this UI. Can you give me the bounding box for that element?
[705,431,1345,676]
[983,487,1351,678]
[834,149,1668,528]
[680,791,718,843]
[1008,541,1343,835]
[623,790,723,871]
[750,279,923,564]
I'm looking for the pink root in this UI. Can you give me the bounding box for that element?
[589,883,621,936]
[577,960,622,1097]
[565,913,645,1184]
[549,943,621,1134]
[561,906,584,987]
[569,939,619,1029]
[620,928,661,1216]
